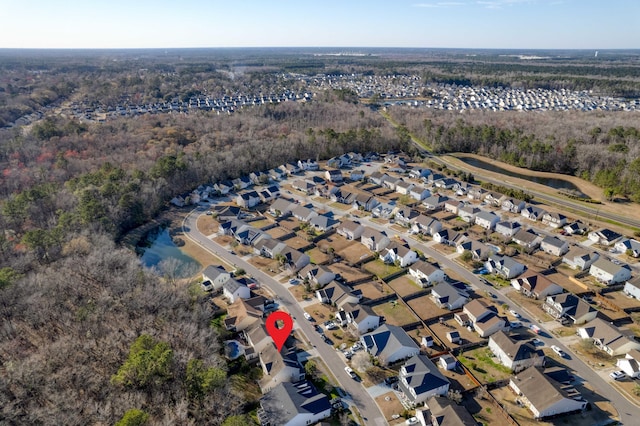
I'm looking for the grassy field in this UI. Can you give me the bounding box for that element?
[459,347,512,384]
[371,300,419,326]
[364,259,403,279]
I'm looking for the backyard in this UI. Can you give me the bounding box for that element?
[371,300,420,327]
[352,280,394,302]
[458,347,512,384]
[364,259,404,280]
[387,275,423,297]
[406,295,452,322]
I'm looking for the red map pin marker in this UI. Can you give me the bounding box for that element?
[265,311,293,352]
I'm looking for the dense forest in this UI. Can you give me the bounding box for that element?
[388,108,640,202]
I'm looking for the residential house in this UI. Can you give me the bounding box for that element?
[423,194,449,210]
[623,276,640,300]
[258,381,331,426]
[255,238,287,259]
[431,282,469,310]
[454,181,471,196]
[542,212,568,228]
[521,205,547,222]
[564,221,588,235]
[368,171,387,185]
[540,236,570,256]
[394,207,421,227]
[258,344,305,392]
[543,293,597,325]
[223,279,251,303]
[379,242,418,267]
[316,281,362,308]
[361,227,391,252]
[433,228,466,246]
[291,179,316,194]
[246,324,272,357]
[484,192,503,207]
[349,169,366,182]
[381,174,400,190]
[457,239,495,261]
[232,176,251,190]
[268,168,285,181]
[475,210,500,230]
[211,204,243,221]
[249,170,270,185]
[409,167,431,180]
[397,355,450,405]
[279,162,301,175]
[467,307,508,337]
[409,185,431,201]
[371,202,395,218]
[269,198,295,217]
[224,297,264,332]
[434,177,458,190]
[458,205,481,223]
[336,220,365,240]
[352,193,380,211]
[467,187,488,201]
[324,169,343,183]
[409,260,446,287]
[411,215,442,236]
[562,246,600,271]
[496,220,522,237]
[278,246,311,272]
[361,324,421,365]
[297,158,319,171]
[291,205,318,223]
[214,180,233,195]
[509,366,586,420]
[502,197,526,213]
[463,299,496,324]
[512,228,542,251]
[443,199,461,215]
[309,214,339,232]
[577,317,640,356]
[489,331,545,372]
[298,264,335,288]
[343,303,381,334]
[616,350,640,379]
[419,396,478,426]
[395,179,415,195]
[202,265,232,291]
[236,190,261,208]
[588,228,622,246]
[589,258,632,285]
[615,238,640,257]
[512,273,563,300]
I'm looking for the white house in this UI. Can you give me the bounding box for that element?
[298,264,335,288]
[379,242,418,267]
[502,197,526,213]
[202,265,232,291]
[397,355,450,405]
[423,194,449,210]
[409,260,446,287]
[495,220,522,237]
[409,185,431,201]
[431,282,469,310]
[395,179,415,195]
[615,238,640,257]
[588,228,622,246]
[617,350,640,379]
[343,303,381,334]
[509,366,586,420]
[361,324,421,365]
[540,235,570,257]
[336,220,365,240]
[474,210,500,230]
[458,205,481,223]
[361,227,391,252]
[623,276,640,300]
[562,246,600,271]
[485,255,526,279]
[512,228,542,251]
[511,272,563,300]
[223,279,251,303]
[489,331,545,372]
[411,215,442,236]
[589,258,632,285]
[521,205,547,222]
[236,190,262,208]
[564,221,588,235]
[542,212,567,228]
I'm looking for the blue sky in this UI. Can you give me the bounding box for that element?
[1,0,637,49]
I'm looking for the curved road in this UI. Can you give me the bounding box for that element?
[182,205,387,426]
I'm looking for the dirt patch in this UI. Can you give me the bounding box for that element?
[598,290,640,311]
[430,320,483,348]
[353,280,394,302]
[247,256,280,276]
[327,263,372,283]
[387,275,423,297]
[337,242,372,265]
[264,226,291,239]
[406,295,451,322]
[305,247,332,265]
[316,233,357,253]
[374,392,407,425]
[281,235,311,250]
[196,214,220,236]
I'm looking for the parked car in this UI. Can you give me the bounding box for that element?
[304,312,312,321]
[344,367,357,379]
[610,370,625,380]
[288,278,298,285]
[551,345,565,357]
[509,309,521,318]
[324,321,337,330]
[510,321,522,329]
[384,376,399,385]
[532,338,543,346]
[314,325,323,333]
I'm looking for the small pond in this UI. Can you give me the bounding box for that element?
[459,157,584,194]
[138,227,201,278]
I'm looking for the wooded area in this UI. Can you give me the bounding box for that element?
[1,48,639,424]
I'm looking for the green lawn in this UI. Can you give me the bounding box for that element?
[363,259,403,279]
[459,348,512,383]
[371,300,419,326]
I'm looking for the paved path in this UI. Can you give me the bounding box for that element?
[182,205,387,426]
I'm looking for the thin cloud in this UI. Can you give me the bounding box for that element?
[476,0,535,9]
[413,2,466,8]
